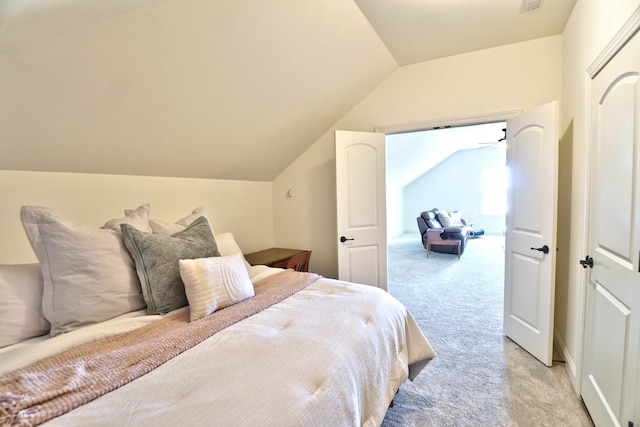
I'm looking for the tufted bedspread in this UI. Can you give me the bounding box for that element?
[0,267,435,427]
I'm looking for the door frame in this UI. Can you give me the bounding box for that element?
[376,109,521,251]
[377,109,521,244]
[374,110,521,135]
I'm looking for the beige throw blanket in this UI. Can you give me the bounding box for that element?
[0,270,320,427]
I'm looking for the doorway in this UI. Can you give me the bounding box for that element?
[384,122,508,330]
[385,121,507,247]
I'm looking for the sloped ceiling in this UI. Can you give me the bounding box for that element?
[386,122,507,189]
[0,0,396,181]
[0,0,576,181]
[355,0,577,65]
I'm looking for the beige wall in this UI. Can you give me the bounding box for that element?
[557,0,640,393]
[0,170,273,264]
[274,35,562,279]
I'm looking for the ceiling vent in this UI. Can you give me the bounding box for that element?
[521,0,542,12]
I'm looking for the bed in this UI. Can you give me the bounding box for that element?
[0,204,435,427]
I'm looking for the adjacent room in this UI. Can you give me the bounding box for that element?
[386,121,508,244]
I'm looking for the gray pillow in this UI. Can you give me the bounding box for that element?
[121,216,221,315]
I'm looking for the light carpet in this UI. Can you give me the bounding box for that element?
[381,234,593,427]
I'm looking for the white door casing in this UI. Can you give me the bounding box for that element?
[581,26,640,427]
[503,101,559,367]
[335,130,387,289]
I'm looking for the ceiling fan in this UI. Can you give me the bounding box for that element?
[476,127,506,149]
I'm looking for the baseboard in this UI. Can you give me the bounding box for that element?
[554,328,581,395]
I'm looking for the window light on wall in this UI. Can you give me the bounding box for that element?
[481,166,507,215]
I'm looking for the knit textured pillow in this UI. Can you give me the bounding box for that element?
[121,216,220,315]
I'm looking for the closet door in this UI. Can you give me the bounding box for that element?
[581,27,640,427]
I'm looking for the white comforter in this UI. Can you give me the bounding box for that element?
[0,268,435,427]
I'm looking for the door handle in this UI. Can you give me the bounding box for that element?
[530,245,549,254]
[340,236,354,243]
[579,255,593,269]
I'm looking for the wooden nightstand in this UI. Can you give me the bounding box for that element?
[244,248,311,272]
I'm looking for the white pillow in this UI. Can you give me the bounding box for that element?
[215,232,252,269]
[179,252,254,322]
[437,210,453,227]
[215,232,242,256]
[20,206,148,336]
[103,203,152,233]
[449,211,464,226]
[148,206,210,235]
[0,264,50,347]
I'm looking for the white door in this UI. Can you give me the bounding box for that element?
[335,130,387,289]
[503,101,559,367]
[581,28,640,427]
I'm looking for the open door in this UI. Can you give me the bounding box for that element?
[503,101,559,366]
[335,130,387,289]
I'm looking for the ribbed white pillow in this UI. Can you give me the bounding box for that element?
[179,252,254,322]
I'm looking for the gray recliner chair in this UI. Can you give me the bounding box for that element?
[416,208,472,255]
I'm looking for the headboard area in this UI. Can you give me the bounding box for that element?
[0,170,273,264]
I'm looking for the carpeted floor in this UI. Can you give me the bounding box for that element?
[381,234,594,427]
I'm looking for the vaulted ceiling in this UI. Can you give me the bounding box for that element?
[0,0,576,181]
[387,122,507,189]
[355,0,577,65]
